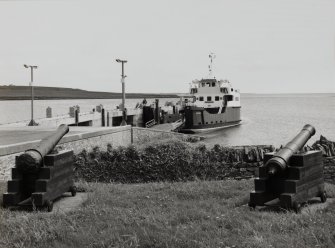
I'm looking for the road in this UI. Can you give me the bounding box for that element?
[0,127,81,146]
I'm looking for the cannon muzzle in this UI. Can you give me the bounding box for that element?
[17,124,69,172]
[266,124,315,175]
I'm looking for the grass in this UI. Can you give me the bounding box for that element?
[0,180,335,248]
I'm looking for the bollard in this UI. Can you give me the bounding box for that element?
[75,109,79,125]
[69,106,75,117]
[96,104,103,113]
[46,107,52,118]
[155,99,160,124]
[101,108,105,126]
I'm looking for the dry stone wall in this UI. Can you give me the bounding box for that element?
[323,157,335,183]
[132,127,203,144]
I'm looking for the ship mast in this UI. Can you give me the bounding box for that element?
[208,52,216,78]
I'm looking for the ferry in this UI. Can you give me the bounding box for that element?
[179,54,241,133]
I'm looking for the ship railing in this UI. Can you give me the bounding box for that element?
[145,119,156,128]
[171,119,184,130]
[184,102,196,107]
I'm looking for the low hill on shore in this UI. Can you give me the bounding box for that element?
[0,85,179,100]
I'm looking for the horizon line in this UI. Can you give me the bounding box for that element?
[0,84,334,95]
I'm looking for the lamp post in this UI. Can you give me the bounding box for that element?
[24,64,38,126]
[116,59,127,126]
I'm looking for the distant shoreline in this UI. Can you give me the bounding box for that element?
[0,85,179,101]
[0,85,333,101]
[0,96,179,101]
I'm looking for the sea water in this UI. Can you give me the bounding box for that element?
[203,94,335,147]
[0,94,334,147]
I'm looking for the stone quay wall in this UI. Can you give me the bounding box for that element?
[58,126,131,153]
[132,127,203,144]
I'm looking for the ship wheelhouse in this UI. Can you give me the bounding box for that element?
[188,78,241,114]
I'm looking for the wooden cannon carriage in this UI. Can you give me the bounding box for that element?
[3,124,76,211]
[249,124,327,212]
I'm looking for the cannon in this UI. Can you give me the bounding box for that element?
[3,124,76,211]
[249,124,326,212]
[266,124,316,175]
[16,124,69,173]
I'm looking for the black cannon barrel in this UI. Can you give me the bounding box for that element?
[266,124,315,175]
[17,124,69,172]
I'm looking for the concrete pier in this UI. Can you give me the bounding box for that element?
[0,109,143,128]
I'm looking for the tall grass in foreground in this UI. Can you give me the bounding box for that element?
[0,180,334,248]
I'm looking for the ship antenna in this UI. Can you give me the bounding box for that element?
[208,52,216,78]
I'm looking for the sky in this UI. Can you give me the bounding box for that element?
[0,0,334,94]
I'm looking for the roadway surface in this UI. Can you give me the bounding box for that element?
[0,127,85,146]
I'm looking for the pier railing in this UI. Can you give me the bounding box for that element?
[0,111,96,127]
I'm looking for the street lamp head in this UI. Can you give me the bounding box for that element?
[116,59,127,63]
[24,64,38,69]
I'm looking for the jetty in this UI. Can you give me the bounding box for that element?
[1,108,143,128]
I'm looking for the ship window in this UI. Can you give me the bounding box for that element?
[206,82,211,87]
[196,97,199,100]
[220,97,223,100]
[221,88,228,94]
[207,96,212,101]
[199,96,204,101]
[231,88,234,92]
[202,83,205,87]
[226,95,233,101]
[215,96,219,101]
[212,82,216,87]
[191,88,198,94]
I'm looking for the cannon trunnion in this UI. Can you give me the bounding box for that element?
[249,124,326,212]
[3,125,76,212]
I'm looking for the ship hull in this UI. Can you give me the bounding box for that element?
[179,106,241,133]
